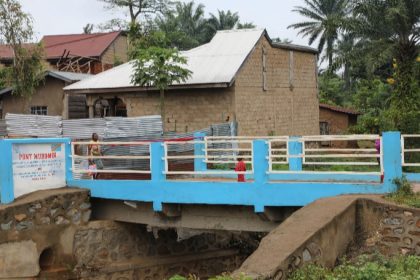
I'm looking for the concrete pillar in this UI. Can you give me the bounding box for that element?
[64,138,74,183]
[194,132,207,172]
[151,142,165,211]
[253,139,269,213]
[382,131,403,191]
[288,136,303,171]
[0,140,14,204]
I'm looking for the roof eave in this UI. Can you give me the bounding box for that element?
[64,82,231,94]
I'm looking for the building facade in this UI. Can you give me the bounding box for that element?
[66,29,320,136]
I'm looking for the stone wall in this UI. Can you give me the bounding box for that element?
[356,198,420,256]
[70,221,254,279]
[235,196,420,280]
[0,188,91,278]
[234,36,319,136]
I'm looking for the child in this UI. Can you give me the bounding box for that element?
[235,156,246,182]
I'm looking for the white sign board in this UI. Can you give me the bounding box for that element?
[12,143,66,198]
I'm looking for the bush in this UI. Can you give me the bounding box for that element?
[386,176,420,208]
[290,255,420,280]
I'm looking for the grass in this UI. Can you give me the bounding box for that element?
[289,254,420,280]
[169,273,251,280]
[385,176,420,208]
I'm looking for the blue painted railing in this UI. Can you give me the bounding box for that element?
[1,132,418,210]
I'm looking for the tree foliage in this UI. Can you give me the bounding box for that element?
[131,33,191,127]
[288,0,350,68]
[0,0,44,97]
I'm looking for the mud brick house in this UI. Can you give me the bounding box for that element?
[0,71,91,119]
[319,103,360,135]
[0,31,128,74]
[65,29,320,136]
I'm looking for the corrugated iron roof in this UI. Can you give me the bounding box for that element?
[64,29,267,91]
[0,32,122,60]
[319,103,360,115]
[48,71,92,82]
[0,71,92,96]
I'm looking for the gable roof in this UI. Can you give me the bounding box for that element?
[65,29,266,92]
[0,32,122,61]
[64,28,318,93]
[42,31,122,59]
[319,103,360,115]
[0,71,92,96]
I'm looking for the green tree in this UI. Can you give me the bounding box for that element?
[83,23,94,34]
[131,36,192,130]
[350,0,420,133]
[205,10,240,41]
[155,1,208,50]
[237,22,256,29]
[0,0,44,97]
[288,0,350,68]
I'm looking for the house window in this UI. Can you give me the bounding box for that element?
[31,106,48,115]
[320,122,330,135]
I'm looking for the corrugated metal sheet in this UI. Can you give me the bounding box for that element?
[5,114,62,137]
[48,71,92,82]
[0,120,6,137]
[64,29,265,91]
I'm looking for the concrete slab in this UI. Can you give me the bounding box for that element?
[0,240,39,278]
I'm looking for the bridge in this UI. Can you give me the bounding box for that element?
[0,132,419,231]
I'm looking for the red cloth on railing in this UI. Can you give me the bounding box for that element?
[235,160,246,182]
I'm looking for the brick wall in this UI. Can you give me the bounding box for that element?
[234,36,319,136]
[319,107,351,135]
[100,35,128,66]
[1,77,66,118]
[124,87,235,132]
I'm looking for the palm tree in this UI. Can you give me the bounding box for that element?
[350,0,420,132]
[237,22,256,29]
[156,1,208,49]
[204,10,240,41]
[288,0,350,68]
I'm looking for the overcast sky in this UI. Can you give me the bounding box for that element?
[20,0,310,46]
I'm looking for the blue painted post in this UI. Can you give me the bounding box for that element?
[150,142,165,211]
[253,139,269,213]
[382,131,402,191]
[194,132,207,172]
[288,136,303,171]
[0,141,14,204]
[64,138,74,183]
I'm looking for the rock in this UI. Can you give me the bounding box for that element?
[403,237,413,246]
[28,203,42,213]
[382,217,403,226]
[302,248,312,262]
[273,270,283,280]
[393,227,404,234]
[72,212,82,225]
[79,202,91,210]
[82,210,91,223]
[401,248,411,255]
[16,221,33,231]
[97,248,109,259]
[382,236,400,243]
[66,208,78,217]
[403,211,413,217]
[50,208,59,217]
[55,216,70,225]
[40,217,51,225]
[1,221,12,231]
[294,256,301,267]
[408,231,420,237]
[416,219,420,228]
[14,214,27,222]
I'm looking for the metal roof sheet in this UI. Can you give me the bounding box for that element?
[64,29,266,91]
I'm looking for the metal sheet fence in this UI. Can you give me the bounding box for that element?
[5,114,62,137]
